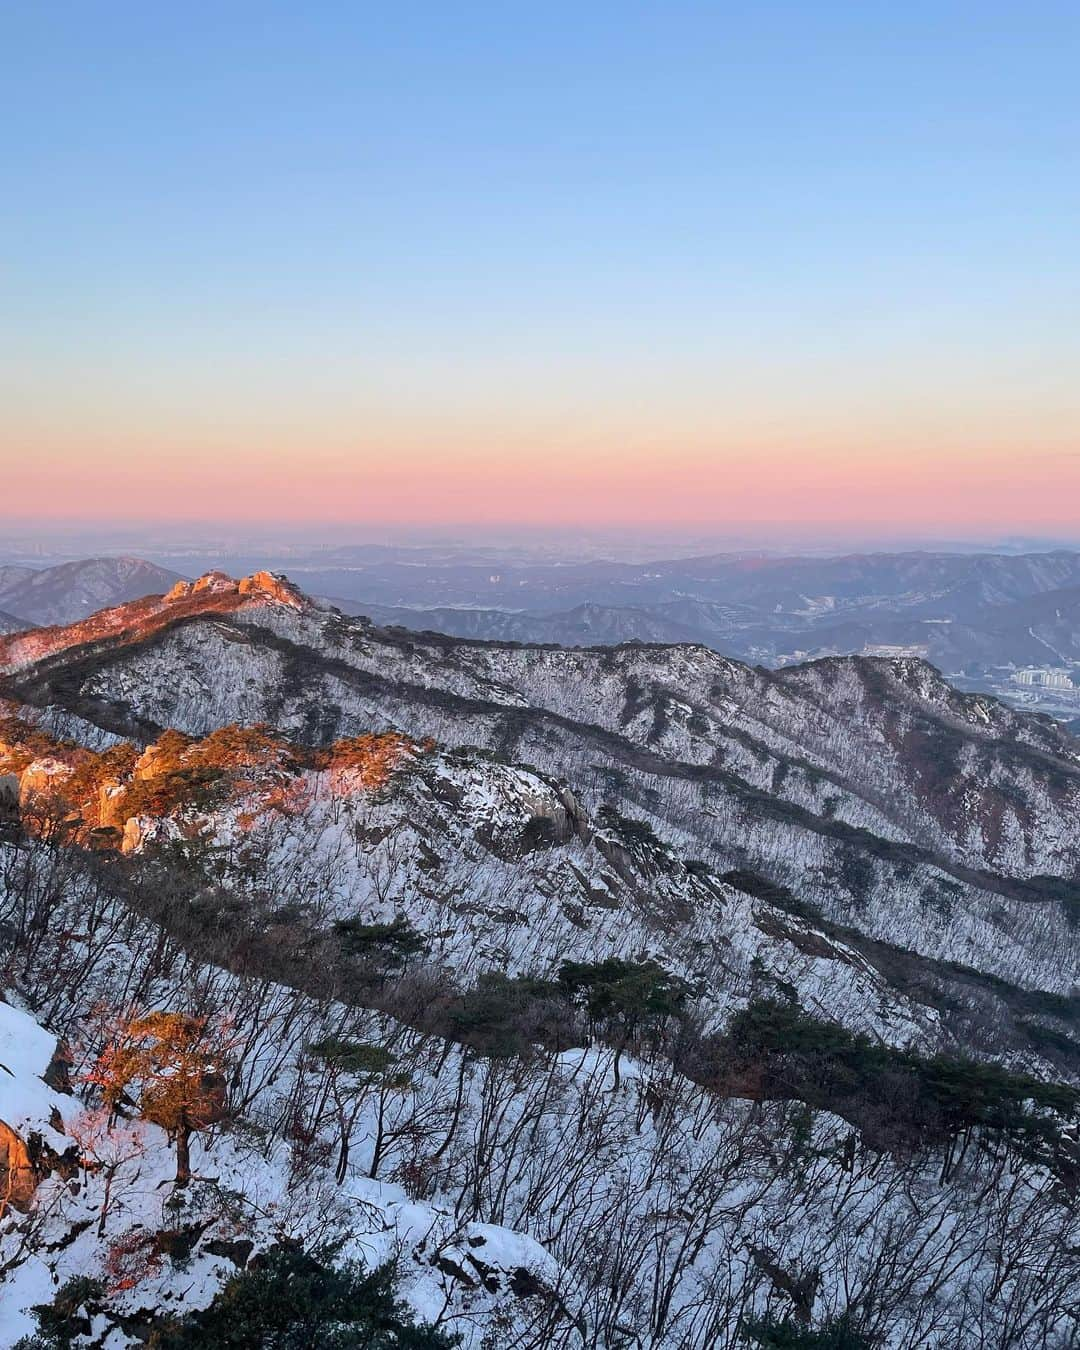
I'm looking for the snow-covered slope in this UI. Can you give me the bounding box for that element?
[330,596,714,646]
[0,998,562,1348]
[2,819,1077,1348]
[5,570,1078,871]
[0,711,952,1047]
[2,572,1079,1348]
[4,571,1078,982]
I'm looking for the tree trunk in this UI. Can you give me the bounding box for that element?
[613,1040,625,1091]
[368,1094,385,1179]
[175,1123,191,1187]
[432,1056,468,1161]
[335,1106,350,1185]
[98,1167,114,1237]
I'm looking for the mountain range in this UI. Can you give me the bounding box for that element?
[5,550,1080,679]
[322,550,1080,674]
[1,569,1078,1346]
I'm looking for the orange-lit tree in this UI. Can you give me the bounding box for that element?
[89,1012,230,1186]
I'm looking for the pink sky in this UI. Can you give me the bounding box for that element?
[4,333,1078,534]
[3,432,1078,534]
[2,407,1080,534]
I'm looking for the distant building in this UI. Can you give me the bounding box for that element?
[1012,668,1076,690]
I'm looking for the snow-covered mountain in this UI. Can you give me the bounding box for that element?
[0,556,182,627]
[1,572,1078,1347]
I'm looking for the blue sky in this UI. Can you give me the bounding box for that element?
[3,2,1078,530]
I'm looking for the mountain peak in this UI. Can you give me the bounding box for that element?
[165,569,305,609]
[0,569,310,677]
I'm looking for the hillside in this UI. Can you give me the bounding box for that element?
[0,557,182,627]
[1,573,1079,1347]
[280,548,1080,617]
[328,597,711,646]
[5,570,1079,978]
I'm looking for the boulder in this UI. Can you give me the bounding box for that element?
[0,1118,37,1212]
[238,571,304,607]
[0,1003,75,1213]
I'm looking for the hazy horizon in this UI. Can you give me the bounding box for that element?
[3,516,1080,564]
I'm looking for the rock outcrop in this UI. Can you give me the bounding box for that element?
[0,1003,74,1216]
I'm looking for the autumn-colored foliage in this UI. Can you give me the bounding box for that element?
[0,709,82,775]
[1,711,419,848]
[321,732,414,791]
[88,1011,231,1185]
[103,1228,162,1293]
[187,723,301,776]
[62,743,141,812]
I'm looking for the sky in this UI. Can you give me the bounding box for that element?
[2,2,1079,540]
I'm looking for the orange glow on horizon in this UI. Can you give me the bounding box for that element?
[2,434,1078,533]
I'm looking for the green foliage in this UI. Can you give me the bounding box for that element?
[147,1246,458,1348]
[308,1037,402,1081]
[518,815,558,851]
[834,847,876,908]
[558,958,693,1050]
[1020,1018,1080,1057]
[1027,873,1080,927]
[741,1313,872,1348]
[443,960,692,1064]
[15,1277,105,1350]
[728,998,1080,1160]
[333,916,428,972]
[720,870,825,922]
[729,1000,858,1060]
[597,806,667,855]
[448,972,567,1058]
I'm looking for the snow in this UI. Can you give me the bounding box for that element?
[0,1000,67,1142]
[0,995,562,1349]
[2,576,1079,1345]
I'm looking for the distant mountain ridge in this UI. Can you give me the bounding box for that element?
[4,549,1080,674]
[327,597,714,646]
[300,547,1080,616]
[319,550,1080,674]
[327,588,1080,672]
[0,555,182,627]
